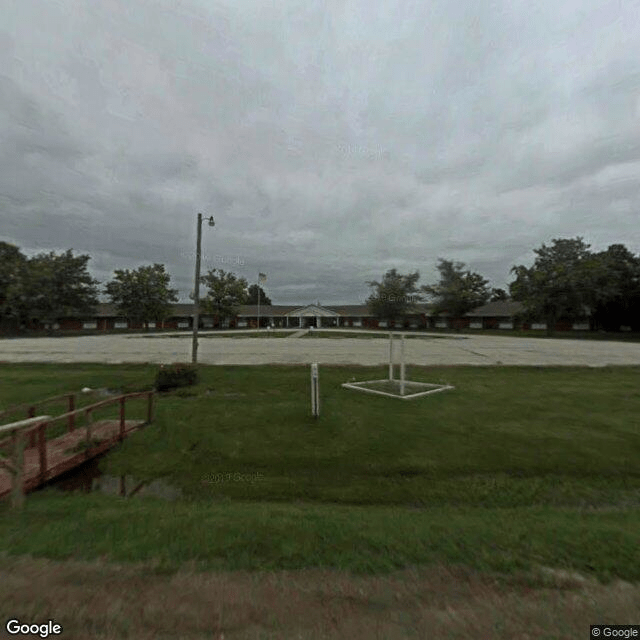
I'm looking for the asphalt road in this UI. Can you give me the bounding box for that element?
[1,329,639,366]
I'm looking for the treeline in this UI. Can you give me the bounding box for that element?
[0,242,270,331]
[367,237,640,333]
[1,237,639,333]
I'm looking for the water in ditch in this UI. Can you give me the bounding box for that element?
[43,455,183,501]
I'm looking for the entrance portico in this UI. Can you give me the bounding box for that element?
[284,304,340,328]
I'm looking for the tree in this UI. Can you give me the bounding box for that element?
[421,260,491,318]
[509,237,592,335]
[246,284,272,305]
[0,242,27,329]
[584,244,640,331]
[11,250,100,330]
[490,288,509,302]
[200,269,249,323]
[105,264,178,328]
[365,269,421,324]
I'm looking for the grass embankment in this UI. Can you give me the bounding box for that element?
[1,363,639,583]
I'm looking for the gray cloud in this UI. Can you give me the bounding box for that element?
[1,0,639,304]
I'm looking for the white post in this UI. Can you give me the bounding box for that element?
[0,416,51,509]
[257,283,261,330]
[310,363,319,418]
[400,334,406,396]
[388,332,394,381]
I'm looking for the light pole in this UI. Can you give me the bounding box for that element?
[192,213,215,364]
[257,273,266,330]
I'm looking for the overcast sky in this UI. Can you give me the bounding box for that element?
[2,0,639,304]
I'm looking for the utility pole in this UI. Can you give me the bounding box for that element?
[192,213,214,364]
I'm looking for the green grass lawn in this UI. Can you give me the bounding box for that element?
[420,327,640,341]
[300,327,640,342]
[301,329,386,339]
[204,330,297,338]
[301,330,452,339]
[139,330,298,339]
[1,363,639,582]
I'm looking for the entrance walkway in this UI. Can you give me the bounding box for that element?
[286,329,309,338]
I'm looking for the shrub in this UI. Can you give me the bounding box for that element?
[155,363,199,392]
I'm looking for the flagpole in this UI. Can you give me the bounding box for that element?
[257,273,266,330]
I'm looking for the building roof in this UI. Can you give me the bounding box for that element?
[94,303,121,317]
[325,305,374,316]
[236,304,375,317]
[326,304,432,316]
[93,301,497,318]
[237,303,433,317]
[95,302,434,318]
[235,305,302,316]
[94,303,197,317]
[465,300,524,317]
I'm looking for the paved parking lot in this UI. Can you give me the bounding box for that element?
[1,330,640,366]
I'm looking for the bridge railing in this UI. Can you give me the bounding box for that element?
[0,389,109,444]
[0,391,154,509]
[0,389,140,449]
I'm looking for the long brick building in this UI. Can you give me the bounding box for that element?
[18,300,597,333]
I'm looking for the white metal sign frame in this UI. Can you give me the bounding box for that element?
[342,333,454,400]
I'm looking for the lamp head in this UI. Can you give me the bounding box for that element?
[207,216,215,227]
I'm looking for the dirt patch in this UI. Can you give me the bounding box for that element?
[0,557,638,639]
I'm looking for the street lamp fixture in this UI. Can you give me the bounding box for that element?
[192,213,215,364]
